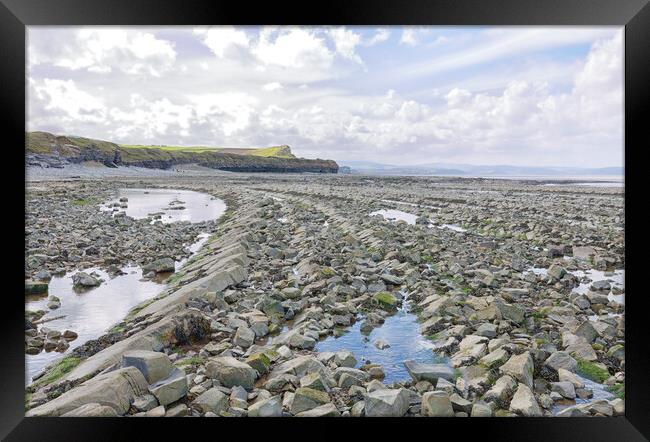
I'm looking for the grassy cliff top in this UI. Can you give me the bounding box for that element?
[119,144,295,158]
[26,131,296,159]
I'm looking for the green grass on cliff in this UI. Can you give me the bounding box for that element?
[118,144,295,158]
[120,144,224,153]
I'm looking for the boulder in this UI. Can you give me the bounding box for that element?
[544,351,578,373]
[364,388,410,417]
[192,387,228,415]
[61,403,118,417]
[142,258,175,274]
[290,387,330,414]
[483,375,517,404]
[122,350,173,384]
[509,384,543,416]
[334,351,357,368]
[206,356,258,389]
[499,352,534,388]
[404,360,455,384]
[233,326,255,348]
[26,366,148,416]
[295,403,341,417]
[422,391,454,417]
[72,271,100,288]
[248,395,283,417]
[551,381,576,399]
[148,367,188,406]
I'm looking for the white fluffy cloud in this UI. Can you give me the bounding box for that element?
[193,26,250,58]
[29,28,176,76]
[31,79,106,122]
[327,27,362,63]
[27,27,623,167]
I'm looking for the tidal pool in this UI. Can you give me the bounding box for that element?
[370,209,418,225]
[315,293,449,384]
[26,189,224,383]
[101,188,226,223]
[26,266,163,382]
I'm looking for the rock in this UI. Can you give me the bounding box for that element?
[476,323,498,338]
[300,372,330,391]
[144,405,166,417]
[547,265,566,280]
[288,332,316,350]
[334,351,357,368]
[574,321,598,343]
[380,274,403,285]
[551,381,576,399]
[499,352,534,388]
[509,384,542,417]
[544,351,578,373]
[133,394,158,412]
[72,271,101,288]
[62,330,78,341]
[206,356,258,389]
[268,355,329,380]
[290,387,330,414]
[351,400,365,417]
[281,287,302,299]
[470,402,493,417]
[404,360,455,384]
[148,367,188,406]
[295,403,341,417]
[142,257,175,273]
[449,393,473,413]
[61,403,118,417]
[373,291,397,310]
[374,339,390,350]
[25,280,49,295]
[192,388,228,415]
[364,388,410,417]
[248,395,283,417]
[246,352,271,375]
[558,368,584,389]
[422,391,454,417]
[122,350,173,384]
[166,403,189,417]
[229,385,248,409]
[479,348,509,369]
[26,366,149,416]
[233,326,255,348]
[611,398,624,416]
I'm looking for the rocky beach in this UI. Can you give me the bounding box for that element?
[25,171,625,418]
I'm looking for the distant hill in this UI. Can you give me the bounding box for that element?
[25,132,338,173]
[337,159,623,177]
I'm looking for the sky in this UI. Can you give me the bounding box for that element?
[27,26,624,168]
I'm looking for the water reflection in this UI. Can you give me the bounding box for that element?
[101,188,226,224]
[315,294,447,384]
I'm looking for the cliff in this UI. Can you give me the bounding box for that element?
[26,132,339,173]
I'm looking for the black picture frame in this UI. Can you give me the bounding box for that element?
[2,0,648,439]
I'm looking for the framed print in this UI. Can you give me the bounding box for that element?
[2,0,648,439]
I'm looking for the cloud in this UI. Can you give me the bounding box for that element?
[399,27,430,46]
[327,27,363,63]
[252,27,334,69]
[29,28,176,76]
[262,82,283,92]
[31,79,106,122]
[26,27,623,167]
[363,28,390,47]
[194,26,250,58]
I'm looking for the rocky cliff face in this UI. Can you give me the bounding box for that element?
[26,132,338,173]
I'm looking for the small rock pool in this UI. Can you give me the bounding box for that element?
[315,292,449,384]
[101,188,226,224]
